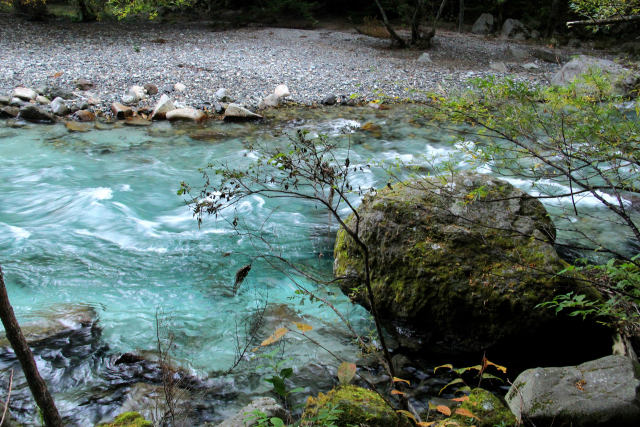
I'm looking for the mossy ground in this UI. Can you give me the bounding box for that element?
[96,411,153,427]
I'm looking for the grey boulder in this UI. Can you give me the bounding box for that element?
[12,87,38,101]
[50,97,70,116]
[472,13,495,35]
[501,18,530,40]
[506,355,640,426]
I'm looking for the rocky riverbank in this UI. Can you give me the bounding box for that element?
[0,13,599,119]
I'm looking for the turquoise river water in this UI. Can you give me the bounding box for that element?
[0,106,636,425]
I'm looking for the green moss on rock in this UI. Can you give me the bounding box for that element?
[334,174,599,354]
[96,412,153,427]
[453,388,517,427]
[301,385,409,426]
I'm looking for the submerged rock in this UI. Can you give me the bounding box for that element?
[334,174,610,360]
[506,355,640,426]
[302,385,410,426]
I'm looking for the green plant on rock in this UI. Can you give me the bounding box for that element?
[433,356,508,396]
[244,409,286,427]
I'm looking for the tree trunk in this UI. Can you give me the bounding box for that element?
[545,0,562,36]
[0,266,63,427]
[458,0,464,32]
[76,0,97,22]
[373,0,407,48]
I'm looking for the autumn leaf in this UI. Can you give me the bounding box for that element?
[436,405,452,416]
[484,358,507,373]
[52,72,63,78]
[434,363,453,373]
[416,422,435,427]
[395,410,416,422]
[391,389,405,396]
[260,327,288,346]
[294,322,313,333]
[337,362,356,385]
[454,408,479,419]
[451,396,469,402]
[392,377,411,385]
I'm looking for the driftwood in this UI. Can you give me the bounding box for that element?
[567,14,640,27]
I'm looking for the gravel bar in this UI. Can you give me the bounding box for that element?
[0,14,566,112]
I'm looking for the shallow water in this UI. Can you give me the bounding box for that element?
[0,106,636,424]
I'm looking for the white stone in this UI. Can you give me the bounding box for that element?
[166,108,205,123]
[174,82,187,92]
[50,97,69,116]
[214,88,229,100]
[522,63,540,70]
[12,87,38,101]
[273,84,290,98]
[122,93,137,105]
[224,103,263,121]
[259,93,280,109]
[151,94,176,120]
[36,95,50,105]
[129,85,147,100]
[417,52,432,64]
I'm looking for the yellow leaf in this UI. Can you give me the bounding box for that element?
[434,364,453,373]
[451,396,470,402]
[436,405,452,416]
[417,422,435,427]
[455,408,479,419]
[392,377,411,385]
[484,359,507,373]
[260,327,288,346]
[395,410,416,422]
[52,72,63,78]
[294,322,313,333]
[391,389,405,396]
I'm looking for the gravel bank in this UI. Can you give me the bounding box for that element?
[0,14,569,113]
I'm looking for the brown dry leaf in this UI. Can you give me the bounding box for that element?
[484,358,507,373]
[455,408,479,419]
[294,322,313,333]
[52,72,63,78]
[416,422,435,427]
[452,396,470,402]
[390,389,405,396]
[260,327,288,346]
[436,405,452,416]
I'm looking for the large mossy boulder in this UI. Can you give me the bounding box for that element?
[301,385,410,426]
[334,174,610,360]
[453,388,517,427]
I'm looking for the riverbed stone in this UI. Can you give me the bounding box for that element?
[124,117,152,126]
[12,87,38,101]
[151,94,175,120]
[274,84,290,98]
[472,13,495,35]
[0,106,19,118]
[174,82,187,92]
[216,397,286,427]
[322,94,337,105]
[489,61,508,73]
[0,96,9,105]
[18,105,55,123]
[334,174,610,359]
[111,102,133,119]
[223,103,262,121]
[501,19,530,40]
[74,109,96,122]
[65,121,93,132]
[36,95,50,105]
[531,47,566,63]
[143,83,158,95]
[506,355,640,426]
[259,93,280,109]
[166,107,206,123]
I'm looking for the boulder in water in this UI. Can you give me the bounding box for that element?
[334,174,611,360]
[18,105,55,123]
[223,103,262,121]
